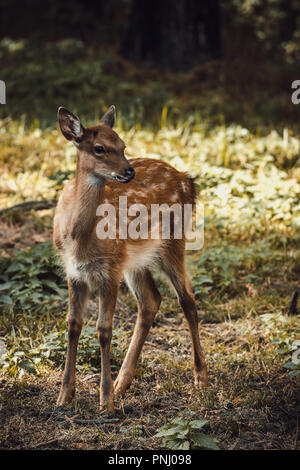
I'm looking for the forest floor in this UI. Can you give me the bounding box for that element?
[0,214,299,450]
[0,117,300,450]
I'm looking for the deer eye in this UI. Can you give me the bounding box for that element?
[94,145,105,155]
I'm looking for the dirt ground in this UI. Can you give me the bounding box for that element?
[0,328,299,450]
[0,216,299,450]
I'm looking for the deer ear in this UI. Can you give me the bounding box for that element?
[100,105,116,128]
[58,107,85,143]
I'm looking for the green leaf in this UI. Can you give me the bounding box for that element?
[0,282,14,291]
[284,361,299,370]
[155,427,189,438]
[43,279,64,293]
[165,438,190,450]
[289,370,300,377]
[6,262,23,273]
[195,275,213,285]
[19,359,37,374]
[191,432,219,450]
[169,418,188,426]
[190,419,209,429]
[0,295,13,305]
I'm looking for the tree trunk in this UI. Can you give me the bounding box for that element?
[121,0,220,71]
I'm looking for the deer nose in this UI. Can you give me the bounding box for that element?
[125,167,135,179]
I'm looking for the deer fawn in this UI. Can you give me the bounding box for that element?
[53,105,207,414]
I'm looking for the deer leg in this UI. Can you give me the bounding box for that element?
[96,281,119,414]
[114,269,161,396]
[161,255,208,388]
[57,279,89,406]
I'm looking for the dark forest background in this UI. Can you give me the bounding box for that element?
[0,0,299,130]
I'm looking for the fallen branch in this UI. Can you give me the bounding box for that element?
[33,438,63,448]
[288,289,300,315]
[73,418,119,425]
[53,414,119,425]
[0,199,57,217]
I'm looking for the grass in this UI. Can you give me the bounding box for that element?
[0,311,299,449]
[0,44,300,447]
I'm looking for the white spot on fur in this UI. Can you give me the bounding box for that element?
[181,181,188,192]
[125,190,146,198]
[125,190,138,197]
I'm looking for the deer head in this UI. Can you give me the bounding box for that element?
[58,105,135,183]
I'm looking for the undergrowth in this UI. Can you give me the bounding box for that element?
[0,58,299,447]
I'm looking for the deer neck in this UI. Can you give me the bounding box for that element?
[70,155,104,242]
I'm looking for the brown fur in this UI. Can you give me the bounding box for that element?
[54,107,207,413]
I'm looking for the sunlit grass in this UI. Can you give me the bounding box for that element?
[0,116,299,449]
[1,117,299,244]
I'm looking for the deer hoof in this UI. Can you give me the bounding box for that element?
[100,400,115,416]
[194,370,208,389]
[56,391,74,406]
[114,373,133,396]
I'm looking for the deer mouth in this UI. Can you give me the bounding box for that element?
[112,167,135,183]
[90,171,135,184]
[114,174,134,183]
